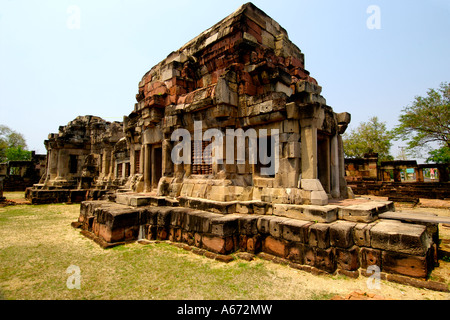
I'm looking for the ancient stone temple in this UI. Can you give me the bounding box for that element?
[124,2,351,207]
[26,116,127,204]
[70,3,448,286]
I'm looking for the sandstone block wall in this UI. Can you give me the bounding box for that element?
[78,201,438,280]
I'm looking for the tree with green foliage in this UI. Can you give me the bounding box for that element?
[426,146,450,164]
[0,125,32,162]
[343,116,393,162]
[393,82,450,163]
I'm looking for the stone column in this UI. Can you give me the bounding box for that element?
[48,149,58,181]
[416,167,424,182]
[300,125,318,180]
[393,168,402,182]
[108,150,114,181]
[330,135,340,198]
[162,139,173,177]
[337,135,348,198]
[56,149,67,181]
[130,144,136,175]
[299,106,328,205]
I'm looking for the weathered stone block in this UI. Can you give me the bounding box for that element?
[156,208,173,227]
[147,225,157,241]
[329,221,357,249]
[169,227,182,242]
[310,190,329,206]
[194,232,202,248]
[304,246,316,267]
[237,215,260,235]
[140,207,158,226]
[308,223,330,249]
[338,204,379,223]
[287,243,305,264]
[210,215,239,236]
[262,236,288,258]
[156,227,169,240]
[268,216,289,238]
[239,234,261,253]
[256,216,272,234]
[169,208,190,228]
[202,234,235,255]
[281,219,312,243]
[360,247,382,269]
[353,222,376,247]
[370,220,432,256]
[336,246,360,271]
[315,248,336,273]
[125,226,139,241]
[181,230,195,246]
[184,211,213,233]
[382,251,429,279]
[273,204,337,223]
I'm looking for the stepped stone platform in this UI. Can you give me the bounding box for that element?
[74,195,446,283]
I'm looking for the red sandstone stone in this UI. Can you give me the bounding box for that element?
[262,236,288,258]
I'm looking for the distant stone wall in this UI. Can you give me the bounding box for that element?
[77,201,439,280]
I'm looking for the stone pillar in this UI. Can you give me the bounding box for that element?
[56,149,67,181]
[162,139,173,177]
[130,145,136,176]
[416,167,424,182]
[299,105,328,205]
[337,135,348,198]
[330,135,340,198]
[300,125,318,180]
[108,150,115,181]
[139,146,145,175]
[48,149,58,181]
[393,168,402,182]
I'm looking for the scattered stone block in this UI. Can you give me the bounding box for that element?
[370,220,432,256]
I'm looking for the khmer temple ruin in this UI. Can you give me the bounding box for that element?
[26,116,126,203]
[25,3,449,285]
[345,153,450,201]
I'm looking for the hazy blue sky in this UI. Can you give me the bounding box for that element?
[1,0,449,162]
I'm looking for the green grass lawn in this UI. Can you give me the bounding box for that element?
[0,192,448,300]
[0,195,325,300]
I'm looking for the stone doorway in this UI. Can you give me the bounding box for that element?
[152,146,162,190]
[317,132,331,194]
[144,144,163,192]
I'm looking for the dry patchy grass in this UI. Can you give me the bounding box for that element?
[0,193,449,300]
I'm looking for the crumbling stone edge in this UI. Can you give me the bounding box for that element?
[71,221,449,293]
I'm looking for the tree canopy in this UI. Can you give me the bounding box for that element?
[343,116,393,162]
[0,125,32,162]
[393,82,450,163]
